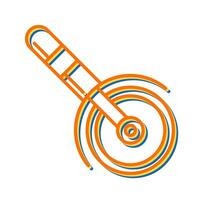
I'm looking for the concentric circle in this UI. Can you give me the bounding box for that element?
[124,123,139,139]
[116,116,147,147]
[74,74,178,177]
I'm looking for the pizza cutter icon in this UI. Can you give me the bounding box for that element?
[25,25,178,177]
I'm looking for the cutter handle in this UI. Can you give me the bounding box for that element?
[25,25,100,99]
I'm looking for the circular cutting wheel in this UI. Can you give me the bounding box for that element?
[74,74,178,178]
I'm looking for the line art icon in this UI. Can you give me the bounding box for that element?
[25,25,178,177]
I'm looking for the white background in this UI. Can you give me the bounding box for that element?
[0,0,200,199]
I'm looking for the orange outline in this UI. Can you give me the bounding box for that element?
[33,41,49,58]
[25,25,177,177]
[25,25,129,126]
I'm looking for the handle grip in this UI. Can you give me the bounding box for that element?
[25,25,100,99]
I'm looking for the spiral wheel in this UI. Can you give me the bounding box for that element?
[74,74,178,177]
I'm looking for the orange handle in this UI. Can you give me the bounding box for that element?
[25,25,100,99]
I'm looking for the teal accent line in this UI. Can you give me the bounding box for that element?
[49,49,65,65]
